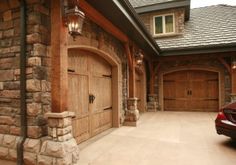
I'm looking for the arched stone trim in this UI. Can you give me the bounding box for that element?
[157,66,225,111]
[67,45,122,127]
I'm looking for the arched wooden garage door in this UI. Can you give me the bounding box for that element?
[163,70,219,112]
[68,50,112,144]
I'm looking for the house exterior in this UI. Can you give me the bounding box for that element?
[129,0,236,112]
[0,0,161,164]
[0,0,235,164]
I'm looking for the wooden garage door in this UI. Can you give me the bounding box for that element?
[163,70,219,112]
[68,50,112,144]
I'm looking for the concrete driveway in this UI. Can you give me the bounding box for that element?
[78,112,236,165]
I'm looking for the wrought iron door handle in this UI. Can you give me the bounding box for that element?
[89,94,96,104]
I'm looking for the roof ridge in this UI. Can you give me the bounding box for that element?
[191,4,236,10]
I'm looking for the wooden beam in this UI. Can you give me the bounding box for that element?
[124,43,136,98]
[79,0,129,43]
[129,65,136,98]
[154,62,161,74]
[51,0,68,113]
[217,57,232,74]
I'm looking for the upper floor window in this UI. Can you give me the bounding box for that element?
[153,14,175,35]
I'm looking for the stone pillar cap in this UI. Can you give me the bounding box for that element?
[148,94,158,96]
[128,97,139,101]
[45,111,75,119]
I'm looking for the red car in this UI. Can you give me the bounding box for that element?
[215,101,236,140]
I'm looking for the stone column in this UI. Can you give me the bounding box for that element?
[147,94,159,112]
[124,98,140,126]
[37,111,79,165]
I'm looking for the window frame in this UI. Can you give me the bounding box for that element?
[153,13,175,36]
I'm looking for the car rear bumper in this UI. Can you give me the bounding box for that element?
[215,119,236,138]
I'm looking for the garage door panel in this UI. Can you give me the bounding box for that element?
[207,80,218,98]
[91,112,101,136]
[175,81,188,98]
[90,54,112,138]
[207,100,219,111]
[164,71,187,81]
[163,81,175,98]
[72,117,90,144]
[91,76,112,111]
[191,81,207,98]
[68,74,89,116]
[101,110,112,128]
[102,78,112,108]
[190,100,208,110]
[68,51,88,74]
[164,99,188,110]
[190,72,206,80]
[90,55,111,76]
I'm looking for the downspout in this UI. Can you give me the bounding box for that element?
[17,0,27,164]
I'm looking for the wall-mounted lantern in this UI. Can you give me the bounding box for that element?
[64,0,85,40]
[135,50,144,66]
[232,61,236,70]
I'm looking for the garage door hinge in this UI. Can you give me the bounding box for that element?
[104,107,112,110]
[102,75,112,78]
[68,69,75,73]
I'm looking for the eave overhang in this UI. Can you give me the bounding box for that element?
[85,0,161,58]
[160,43,236,56]
[135,0,190,21]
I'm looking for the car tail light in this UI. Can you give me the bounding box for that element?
[223,109,236,123]
[217,112,227,120]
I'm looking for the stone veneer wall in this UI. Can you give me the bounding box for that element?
[0,0,128,163]
[154,57,231,106]
[139,7,185,37]
[0,0,51,163]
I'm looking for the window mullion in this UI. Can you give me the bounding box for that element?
[163,16,166,34]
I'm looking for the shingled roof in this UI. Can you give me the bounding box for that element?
[129,0,177,8]
[156,5,236,55]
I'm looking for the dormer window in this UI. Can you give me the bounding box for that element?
[153,14,175,35]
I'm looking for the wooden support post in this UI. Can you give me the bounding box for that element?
[129,68,136,98]
[217,57,232,74]
[124,43,139,126]
[51,0,68,113]
[125,44,135,98]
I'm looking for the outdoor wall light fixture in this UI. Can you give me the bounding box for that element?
[232,61,236,70]
[135,50,144,66]
[64,0,85,40]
